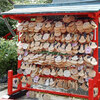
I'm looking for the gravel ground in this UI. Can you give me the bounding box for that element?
[0,83,87,100]
[0,89,88,100]
[0,88,87,100]
[0,83,7,91]
[17,93,87,100]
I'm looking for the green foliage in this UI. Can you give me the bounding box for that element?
[35,0,52,4]
[0,0,13,12]
[13,0,52,4]
[0,37,18,77]
[0,0,17,37]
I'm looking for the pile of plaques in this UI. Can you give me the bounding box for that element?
[16,15,98,92]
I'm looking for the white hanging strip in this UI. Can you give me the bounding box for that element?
[19,32,22,38]
[94,28,96,41]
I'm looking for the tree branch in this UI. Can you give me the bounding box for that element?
[0,17,16,36]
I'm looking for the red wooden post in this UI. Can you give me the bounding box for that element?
[89,13,99,100]
[18,60,22,69]
[89,79,94,100]
[17,74,22,90]
[98,73,100,99]
[93,14,99,82]
[8,70,13,95]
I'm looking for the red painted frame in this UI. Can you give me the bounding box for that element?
[4,11,100,100]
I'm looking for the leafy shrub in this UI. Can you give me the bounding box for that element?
[0,37,18,78]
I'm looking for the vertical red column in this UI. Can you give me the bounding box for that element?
[18,75,22,90]
[89,79,94,100]
[89,12,99,100]
[93,13,99,81]
[93,14,99,100]
[98,73,100,99]
[18,60,22,69]
[8,70,13,95]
